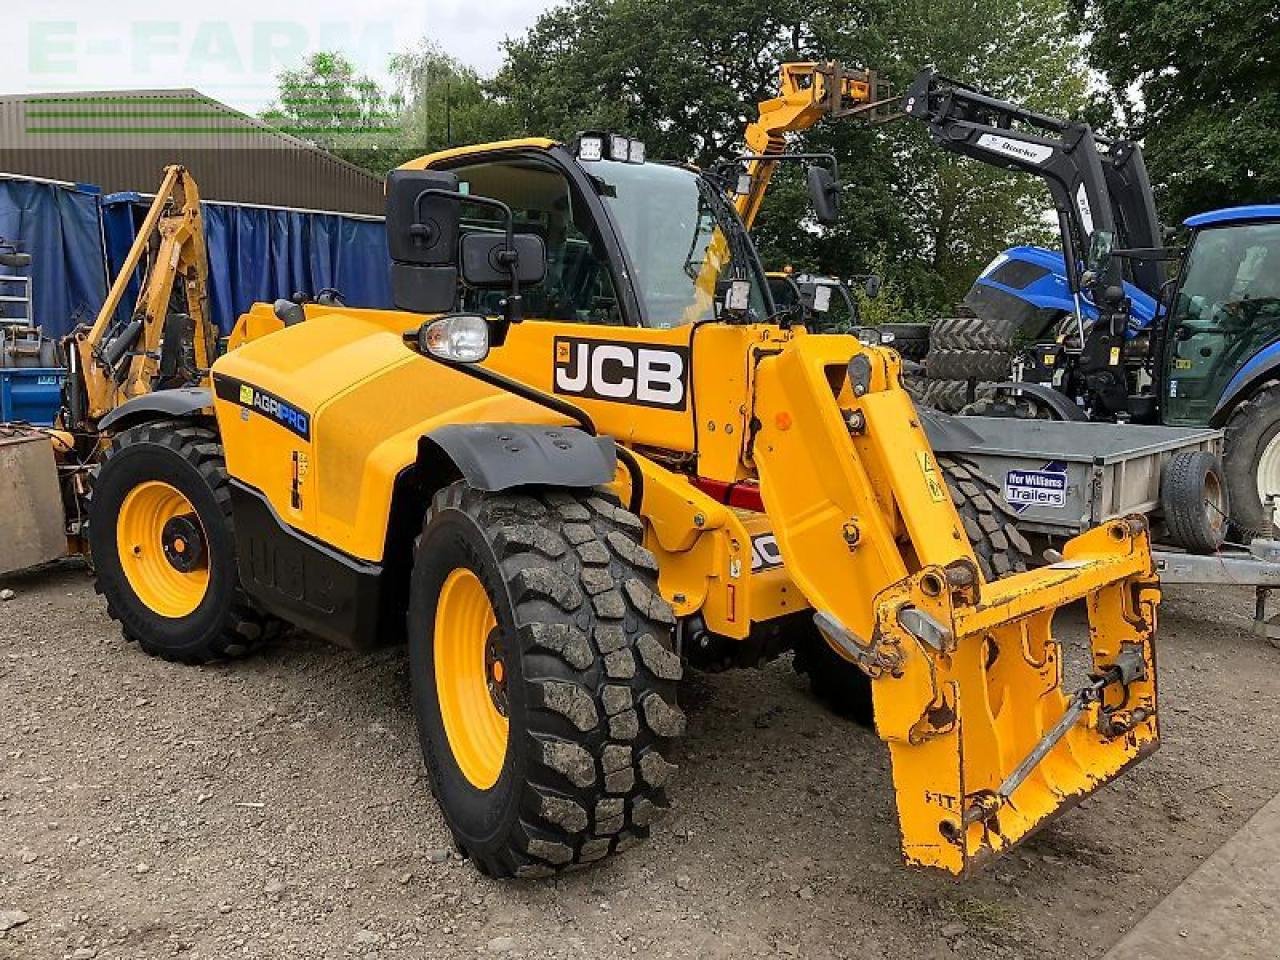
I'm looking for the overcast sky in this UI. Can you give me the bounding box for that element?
[2,0,560,113]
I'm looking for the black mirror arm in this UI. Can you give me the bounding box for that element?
[413,188,524,331]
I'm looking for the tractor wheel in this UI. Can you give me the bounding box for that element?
[881,323,930,362]
[917,379,996,413]
[1224,382,1280,542]
[939,454,1033,578]
[408,483,684,878]
[793,455,1031,724]
[926,316,1014,382]
[88,421,279,663]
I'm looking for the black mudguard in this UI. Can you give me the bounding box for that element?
[419,423,617,492]
[97,386,213,432]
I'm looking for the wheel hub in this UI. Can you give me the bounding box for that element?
[161,513,205,573]
[484,627,509,717]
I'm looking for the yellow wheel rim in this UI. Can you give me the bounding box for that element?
[115,480,210,619]
[434,568,510,790]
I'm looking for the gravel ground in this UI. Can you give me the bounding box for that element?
[2,562,1279,960]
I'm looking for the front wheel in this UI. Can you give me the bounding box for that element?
[408,483,684,878]
[1224,383,1280,542]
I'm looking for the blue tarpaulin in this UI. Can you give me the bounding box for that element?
[102,194,392,335]
[0,176,107,336]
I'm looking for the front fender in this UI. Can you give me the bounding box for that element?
[419,423,616,492]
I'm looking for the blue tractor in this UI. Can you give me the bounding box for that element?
[907,69,1280,540]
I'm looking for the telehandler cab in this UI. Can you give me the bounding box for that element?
[87,134,1161,877]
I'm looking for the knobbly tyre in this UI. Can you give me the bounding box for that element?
[85,131,1161,878]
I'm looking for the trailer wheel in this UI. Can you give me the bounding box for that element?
[1161,451,1229,554]
[88,421,279,663]
[408,482,683,878]
[793,455,1030,724]
[1224,382,1280,541]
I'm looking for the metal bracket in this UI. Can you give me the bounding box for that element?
[813,610,901,676]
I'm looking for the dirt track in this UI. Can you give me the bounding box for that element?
[3,562,1279,960]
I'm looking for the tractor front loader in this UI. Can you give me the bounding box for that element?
[83,135,1159,877]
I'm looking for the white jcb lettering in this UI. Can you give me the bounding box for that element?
[554,342,590,393]
[553,338,689,409]
[636,348,684,406]
[591,344,635,399]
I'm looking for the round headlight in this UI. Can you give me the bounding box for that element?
[420,314,491,363]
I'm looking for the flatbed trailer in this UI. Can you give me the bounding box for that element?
[943,415,1280,642]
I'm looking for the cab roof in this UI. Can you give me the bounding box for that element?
[1184,204,1280,229]
[397,138,559,171]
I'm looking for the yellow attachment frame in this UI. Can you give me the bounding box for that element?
[70,165,215,425]
[750,332,1159,874]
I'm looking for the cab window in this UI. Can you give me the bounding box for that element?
[447,155,624,325]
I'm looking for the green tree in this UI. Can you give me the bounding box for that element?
[261,52,404,173]
[492,0,1087,315]
[1079,0,1280,222]
[389,41,519,158]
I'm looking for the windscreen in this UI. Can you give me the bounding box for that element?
[590,160,768,327]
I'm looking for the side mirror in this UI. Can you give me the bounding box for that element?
[386,169,461,314]
[460,233,547,288]
[0,252,31,269]
[807,165,840,226]
[864,274,882,300]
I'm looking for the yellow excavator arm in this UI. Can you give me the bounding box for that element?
[736,61,891,230]
[66,165,216,428]
[687,63,892,321]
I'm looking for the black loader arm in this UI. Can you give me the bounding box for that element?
[903,68,1134,313]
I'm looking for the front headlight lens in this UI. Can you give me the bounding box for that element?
[421,314,490,363]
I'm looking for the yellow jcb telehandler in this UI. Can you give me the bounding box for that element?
[83,134,1160,877]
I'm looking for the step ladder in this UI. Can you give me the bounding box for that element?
[0,274,33,328]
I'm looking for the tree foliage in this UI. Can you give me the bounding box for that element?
[262,0,1090,316]
[261,52,404,172]
[494,0,1087,315]
[1080,0,1280,223]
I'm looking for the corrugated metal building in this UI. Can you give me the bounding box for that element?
[0,90,385,215]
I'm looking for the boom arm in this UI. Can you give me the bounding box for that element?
[67,165,215,427]
[736,62,891,230]
[903,68,1164,305]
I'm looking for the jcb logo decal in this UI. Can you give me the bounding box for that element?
[750,533,783,572]
[553,337,689,411]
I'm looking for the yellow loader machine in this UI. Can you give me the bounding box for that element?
[86,135,1161,877]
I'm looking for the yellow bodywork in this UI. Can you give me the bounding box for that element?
[211,137,1160,875]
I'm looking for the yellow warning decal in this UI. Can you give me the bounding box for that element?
[918,451,947,503]
[1109,346,1121,365]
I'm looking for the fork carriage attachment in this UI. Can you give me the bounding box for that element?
[863,520,1158,873]
[749,333,1160,874]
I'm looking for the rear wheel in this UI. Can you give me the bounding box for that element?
[794,455,1031,723]
[408,483,684,877]
[88,421,279,663]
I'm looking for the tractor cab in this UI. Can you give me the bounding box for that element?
[1161,207,1280,427]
